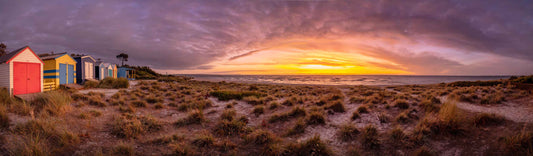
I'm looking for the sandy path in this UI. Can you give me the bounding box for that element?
[442,97,533,123]
[78,80,140,97]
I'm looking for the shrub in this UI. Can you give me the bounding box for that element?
[83,80,99,88]
[88,96,106,107]
[269,102,280,110]
[394,99,409,109]
[395,111,410,123]
[285,135,333,156]
[170,143,194,156]
[252,105,265,116]
[245,129,280,145]
[268,107,307,123]
[131,100,147,107]
[286,119,306,136]
[89,110,102,117]
[192,133,215,147]
[221,109,236,121]
[213,118,250,136]
[361,125,380,149]
[351,111,360,120]
[412,146,435,156]
[210,90,263,101]
[151,134,184,145]
[326,100,345,113]
[175,110,205,126]
[154,103,164,109]
[119,105,135,113]
[349,96,365,103]
[389,127,407,142]
[339,124,359,141]
[139,116,162,132]
[420,100,439,113]
[473,113,505,127]
[306,112,326,125]
[145,95,162,104]
[357,105,369,113]
[110,116,145,138]
[243,96,265,105]
[113,142,135,156]
[501,132,533,155]
[378,113,390,123]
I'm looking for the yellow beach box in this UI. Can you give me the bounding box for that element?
[38,53,77,90]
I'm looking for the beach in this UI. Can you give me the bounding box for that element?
[0,76,532,155]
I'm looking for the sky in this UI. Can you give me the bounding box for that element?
[1,0,533,75]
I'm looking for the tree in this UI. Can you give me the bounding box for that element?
[0,43,6,57]
[116,53,129,66]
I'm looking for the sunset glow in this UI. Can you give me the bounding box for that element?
[1,1,533,75]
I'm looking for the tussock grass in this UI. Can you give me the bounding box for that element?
[192,132,215,147]
[245,129,280,145]
[378,113,390,123]
[175,109,205,127]
[394,99,409,109]
[221,109,236,121]
[389,127,407,142]
[351,111,361,120]
[326,100,345,113]
[412,146,435,156]
[213,117,250,136]
[10,119,80,155]
[286,119,306,136]
[339,124,360,142]
[285,135,333,156]
[131,100,147,107]
[83,80,99,88]
[252,105,265,116]
[31,91,72,116]
[170,142,194,156]
[110,116,145,139]
[210,90,263,101]
[501,132,533,155]
[306,111,326,125]
[150,134,184,145]
[473,113,505,127]
[99,77,129,89]
[268,106,307,123]
[416,101,466,137]
[361,125,380,149]
[357,105,369,113]
[113,142,135,156]
[0,106,8,129]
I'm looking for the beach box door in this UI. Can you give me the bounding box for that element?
[13,62,41,95]
[59,63,67,84]
[68,65,74,84]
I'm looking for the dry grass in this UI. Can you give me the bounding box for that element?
[175,109,205,126]
[473,113,505,127]
[285,135,334,156]
[501,132,533,155]
[31,91,72,116]
[361,125,380,149]
[339,123,360,142]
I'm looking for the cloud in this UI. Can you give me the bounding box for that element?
[0,0,532,75]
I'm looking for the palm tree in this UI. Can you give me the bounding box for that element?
[116,53,129,66]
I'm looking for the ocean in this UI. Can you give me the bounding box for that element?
[179,75,511,86]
